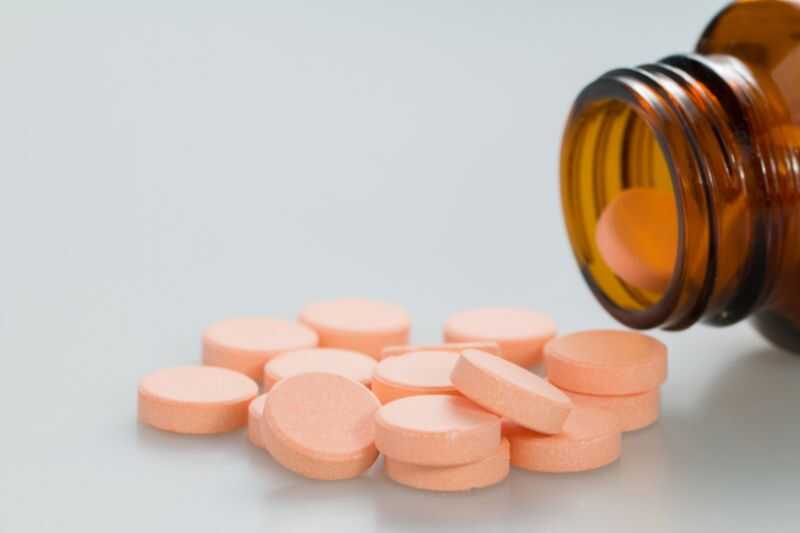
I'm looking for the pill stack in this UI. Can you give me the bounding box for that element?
[138,298,667,492]
[545,330,666,432]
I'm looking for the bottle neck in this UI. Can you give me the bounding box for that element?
[561,53,796,330]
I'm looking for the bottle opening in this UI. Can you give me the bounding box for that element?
[561,95,683,326]
[562,57,783,330]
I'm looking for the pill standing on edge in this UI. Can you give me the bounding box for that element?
[380,341,501,360]
[595,187,678,293]
[371,351,460,404]
[202,317,319,381]
[544,330,668,395]
[262,372,381,480]
[559,387,660,432]
[247,394,268,448]
[451,349,572,434]
[384,438,510,492]
[262,348,376,391]
[443,307,556,367]
[138,366,258,435]
[374,395,501,467]
[299,298,411,359]
[506,406,621,473]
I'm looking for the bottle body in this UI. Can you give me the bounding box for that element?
[560,1,800,352]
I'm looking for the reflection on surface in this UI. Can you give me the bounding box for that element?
[373,460,514,529]
[676,347,800,467]
[135,421,245,455]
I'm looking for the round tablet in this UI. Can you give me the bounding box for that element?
[262,348,376,391]
[262,372,380,480]
[138,366,258,434]
[506,406,621,473]
[560,387,660,432]
[451,349,572,434]
[380,341,501,361]
[247,394,268,447]
[261,409,380,481]
[202,317,319,381]
[595,188,678,293]
[374,395,501,466]
[298,299,411,359]
[443,307,556,367]
[384,438,510,492]
[544,330,668,395]
[371,351,459,404]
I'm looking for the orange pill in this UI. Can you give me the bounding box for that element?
[506,406,621,473]
[202,317,319,381]
[247,394,268,447]
[261,413,378,481]
[562,387,660,433]
[371,350,460,404]
[443,307,556,367]
[380,341,501,360]
[500,418,517,437]
[374,395,501,466]
[544,330,668,395]
[262,372,380,480]
[384,438,510,492]
[595,187,678,293]
[138,366,258,434]
[451,349,572,434]
[560,387,660,432]
[299,298,411,359]
[262,348,376,391]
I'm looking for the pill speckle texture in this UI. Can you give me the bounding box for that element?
[443,307,556,367]
[202,317,319,380]
[140,303,669,492]
[262,348,376,390]
[138,366,258,434]
[374,395,501,466]
[451,349,572,434]
[561,387,660,432]
[384,438,510,492]
[263,372,380,480]
[545,330,667,395]
[299,299,410,358]
[506,406,621,473]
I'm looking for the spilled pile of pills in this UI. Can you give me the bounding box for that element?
[138,298,667,492]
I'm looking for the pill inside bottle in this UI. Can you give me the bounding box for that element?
[564,102,682,310]
[561,99,707,330]
[595,187,677,294]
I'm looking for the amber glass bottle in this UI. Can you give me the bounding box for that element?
[560,1,800,352]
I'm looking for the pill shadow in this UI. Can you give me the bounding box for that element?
[372,463,515,530]
[135,422,246,453]
[264,471,377,502]
[135,423,293,479]
[242,438,301,481]
[668,346,800,470]
[263,458,516,531]
[261,460,382,532]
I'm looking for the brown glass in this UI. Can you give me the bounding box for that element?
[560,1,800,352]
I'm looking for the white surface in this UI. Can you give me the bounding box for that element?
[3,1,799,532]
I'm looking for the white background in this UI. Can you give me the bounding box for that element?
[3,1,799,532]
